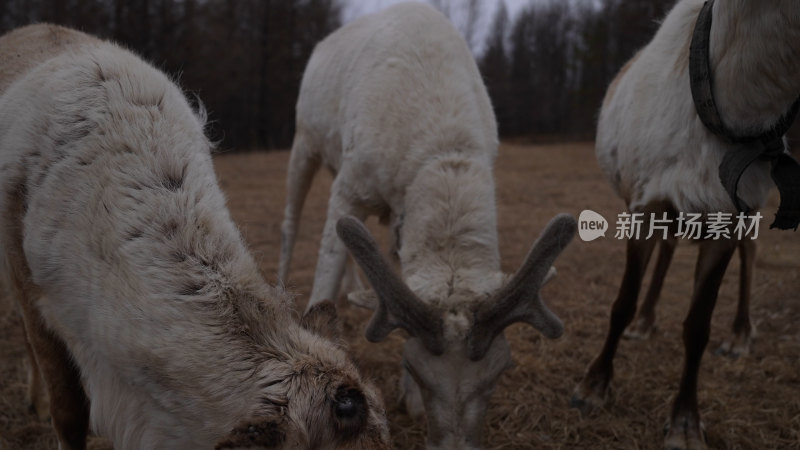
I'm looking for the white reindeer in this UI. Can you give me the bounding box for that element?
[0,24,390,450]
[571,0,800,448]
[278,3,577,449]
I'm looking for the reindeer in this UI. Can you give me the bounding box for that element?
[277,3,577,449]
[0,24,390,450]
[571,0,800,448]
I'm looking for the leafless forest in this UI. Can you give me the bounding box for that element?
[1,0,758,149]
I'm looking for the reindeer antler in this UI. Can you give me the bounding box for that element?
[336,216,445,355]
[466,213,577,361]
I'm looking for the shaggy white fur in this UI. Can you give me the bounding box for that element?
[596,0,800,214]
[279,3,574,449]
[280,1,499,308]
[0,24,389,450]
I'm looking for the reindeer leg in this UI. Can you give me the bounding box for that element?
[21,314,50,420]
[571,235,657,411]
[279,131,321,286]
[665,238,736,450]
[625,236,677,340]
[14,284,89,450]
[307,183,366,311]
[338,256,365,299]
[399,363,425,420]
[3,204,88,448]
[716,239,756,358]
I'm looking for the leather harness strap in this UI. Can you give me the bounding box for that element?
[689,0,800,230]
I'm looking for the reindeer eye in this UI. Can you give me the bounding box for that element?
[335,395,357,418]
[334,388,363,418]
[333,387,367,436]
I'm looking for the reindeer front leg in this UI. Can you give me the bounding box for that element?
[625,236,678,340]
[715,238,756,358]
[308,182,366,311]
[665,238,736,450]
[572,234,657,411]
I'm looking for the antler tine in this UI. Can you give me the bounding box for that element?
[467,213,577,361]
[336,216,445,355]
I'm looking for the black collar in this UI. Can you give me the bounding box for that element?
[689,0,800,230]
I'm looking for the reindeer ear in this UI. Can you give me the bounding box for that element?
[467,213,576,361]
[336,216,445,355]
[215,418,287,449]
[300,300,341,341]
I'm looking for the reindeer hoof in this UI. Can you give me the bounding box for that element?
[25,378,50,421]
[402,394,426,420]
[568,394,593,413]
[27,402,50,422]
[714,329,754,359]
[570,378,608,414]
[663,416,707,450]
[623,317,656,340]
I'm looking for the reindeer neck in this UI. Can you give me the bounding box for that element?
[397,156,500,297]
[709,0,800,134]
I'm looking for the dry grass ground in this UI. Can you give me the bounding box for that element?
[1,142,798,449]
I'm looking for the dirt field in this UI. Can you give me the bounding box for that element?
[1,142,798,449]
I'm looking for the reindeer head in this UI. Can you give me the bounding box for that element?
[216,301,391,450]
[337,213,576,449]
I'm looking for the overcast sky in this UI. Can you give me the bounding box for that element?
[342,0,533,23]
[341,0,536,55]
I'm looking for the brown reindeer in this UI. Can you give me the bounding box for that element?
[571,0,800,448]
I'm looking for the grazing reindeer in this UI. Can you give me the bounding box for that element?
[0,24,389,450]
[278,3,577,449]
[571,0,800,448]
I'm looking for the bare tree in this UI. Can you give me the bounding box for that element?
[428,0,482,51]
[480,0,511,135]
